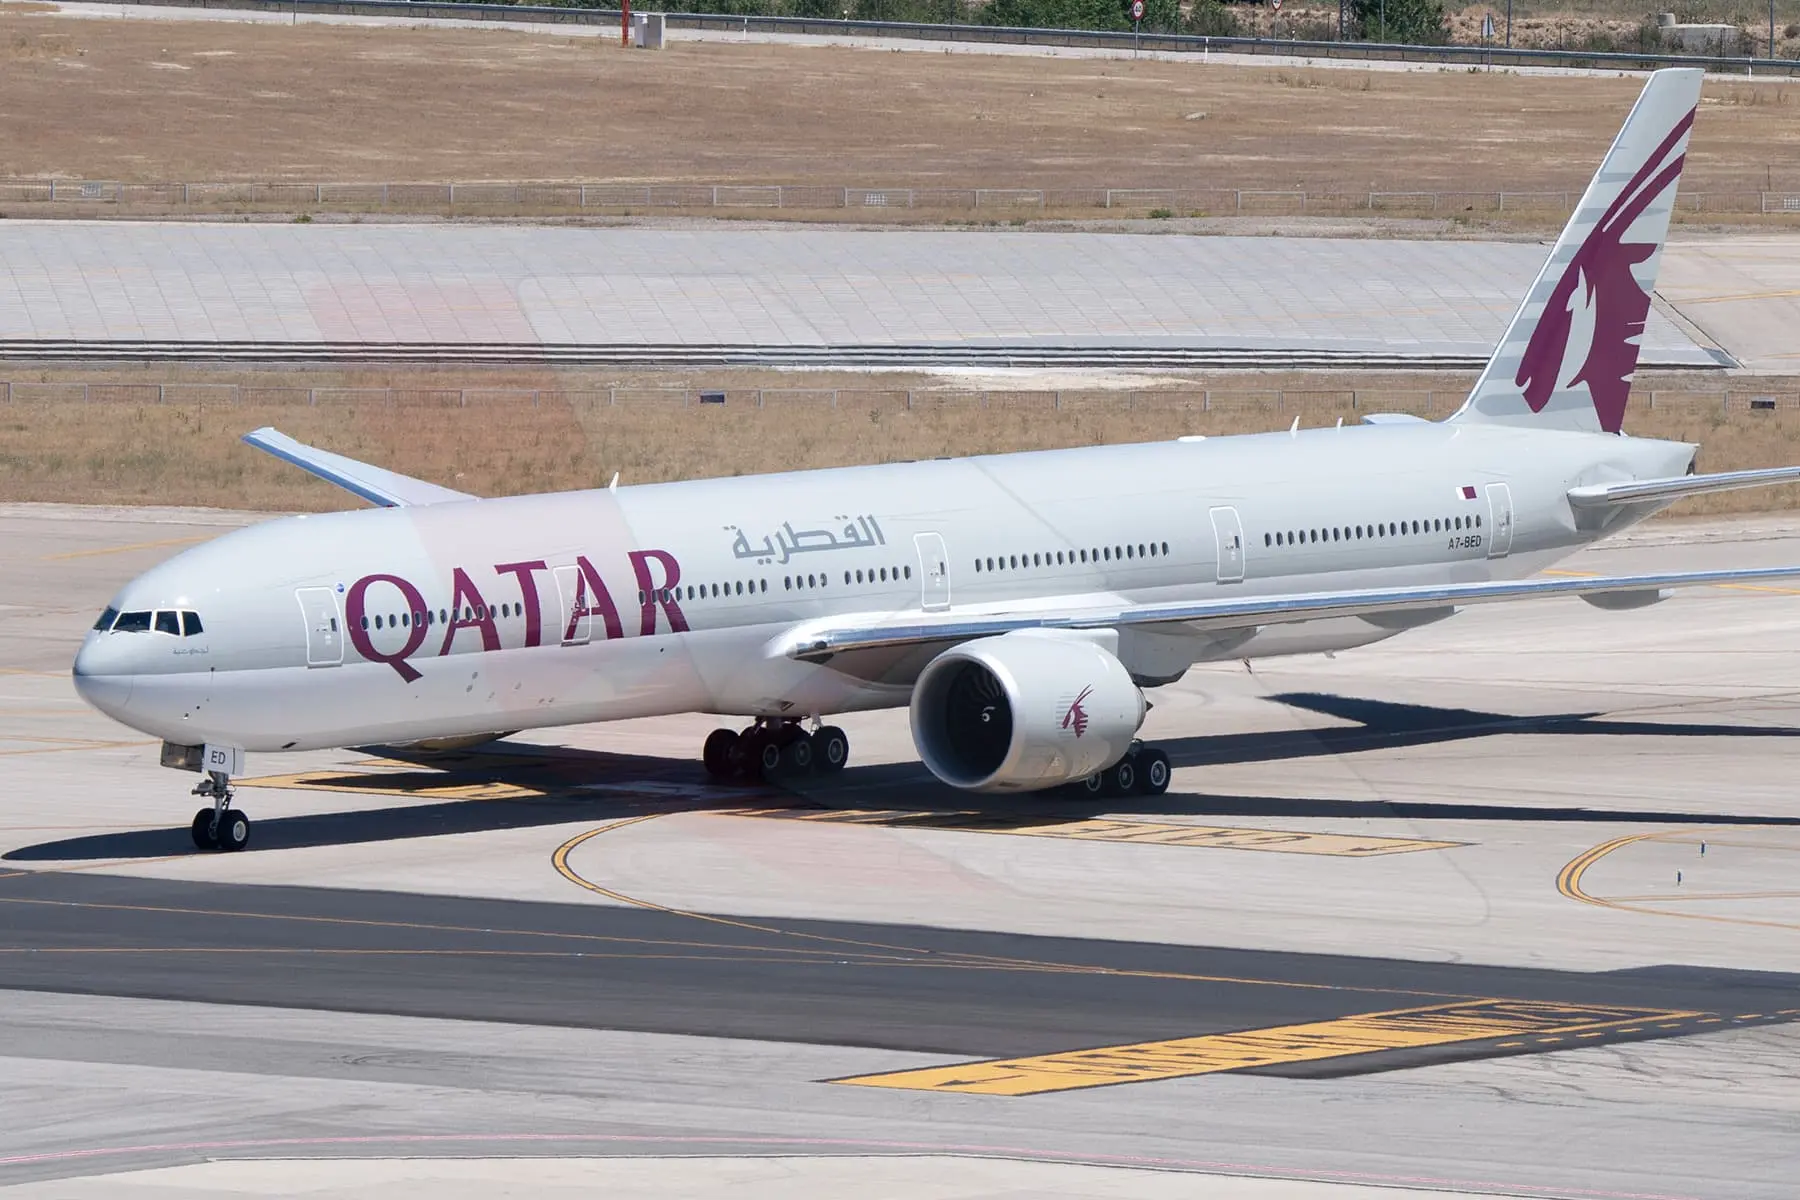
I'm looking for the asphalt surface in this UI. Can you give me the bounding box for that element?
[1,869,1793,1072]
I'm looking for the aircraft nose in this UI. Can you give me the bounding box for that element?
[72,640,135,718]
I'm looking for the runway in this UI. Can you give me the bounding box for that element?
[3,503,1800,1196]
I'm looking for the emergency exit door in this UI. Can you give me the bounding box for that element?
[296,587,343,667]
[1210,506,1245,583]
[914,532,951,611]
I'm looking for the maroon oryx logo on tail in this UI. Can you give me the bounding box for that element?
[1514,108,1694,436]
[1062,686,1093,738]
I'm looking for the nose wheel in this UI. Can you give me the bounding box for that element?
[702,719,849,784]
[190,770,251,852]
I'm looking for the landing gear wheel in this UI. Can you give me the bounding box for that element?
[778,736,814,776]
[702,728,739,780]
[754,738,783,781]
[811,725,849,775]
[1105,757,1137,797]
[215,809,251,853]
[1078,771,1106,797]
[190,808,218,850]
[1136,748,1171,796]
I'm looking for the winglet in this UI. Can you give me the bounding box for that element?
[242,428,476,508]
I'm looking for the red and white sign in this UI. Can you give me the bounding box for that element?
[1130,0,1145,20]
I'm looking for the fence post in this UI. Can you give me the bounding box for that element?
[157,383,164,404]
[82,383,88,403]
[906,390,913,410]
[1202,389,1209,412]
[609,387,616,406]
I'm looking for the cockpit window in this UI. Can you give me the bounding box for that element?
[113,611,152,633]
[94,607,119,632]
[154,611,180,636]
[181,611,204,637]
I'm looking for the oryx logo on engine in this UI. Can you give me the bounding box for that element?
[1061,686,1093,738]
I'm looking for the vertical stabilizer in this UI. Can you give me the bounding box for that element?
[1450,69,1702,435]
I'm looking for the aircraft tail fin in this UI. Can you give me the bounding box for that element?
[1449,68,1702,436]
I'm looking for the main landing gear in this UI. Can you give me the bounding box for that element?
[1076,743,1171,799]
[190,769,251,852]
[703,719,849,785]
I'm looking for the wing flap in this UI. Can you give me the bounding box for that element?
[243,427,476,508]
[778,566,1800,660]
[1568,465,1800,509]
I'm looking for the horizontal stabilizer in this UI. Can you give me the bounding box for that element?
[1567,465,1800,509]
[242,428,476,508]
[777,564,1800,660]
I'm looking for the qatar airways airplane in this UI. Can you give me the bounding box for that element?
[70,69,1800,852]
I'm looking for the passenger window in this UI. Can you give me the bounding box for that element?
[904,565,912,579]
[183,612,204,636]
[94,607,119,631]
[1476,515,1483,527]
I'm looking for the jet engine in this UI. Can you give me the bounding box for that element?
[908,631,1145,793]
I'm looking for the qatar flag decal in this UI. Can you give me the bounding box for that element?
[1458,485,1478,501]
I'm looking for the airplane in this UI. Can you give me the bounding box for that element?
[71,68,1800,852]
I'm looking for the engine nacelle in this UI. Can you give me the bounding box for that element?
[909,631,1145,793]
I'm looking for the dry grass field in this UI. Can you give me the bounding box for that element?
[0,9,1797,199]
[3,368,1797,516]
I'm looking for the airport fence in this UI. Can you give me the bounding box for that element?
[2,180,1798,217]
[3,382,1796,412]
[95,0,1800,77]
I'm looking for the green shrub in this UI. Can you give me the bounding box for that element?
[1350,0,1447,44]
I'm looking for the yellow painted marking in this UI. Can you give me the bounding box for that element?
[1559,829,1800,933]
[237,768,546,802]
[834,1000,1693,1096]
[1677,288,1800,305]
[43,534,209,562]
[718,807,1460,857]
[549,825,1480,1001]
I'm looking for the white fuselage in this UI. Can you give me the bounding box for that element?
[72,419,1693,754]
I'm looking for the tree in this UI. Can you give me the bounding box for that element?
[1350,0,1446,44]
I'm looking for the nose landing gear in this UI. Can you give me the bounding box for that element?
[190,769,251,852]
[702,718,849,785]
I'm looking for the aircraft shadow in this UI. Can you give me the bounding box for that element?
[1163,691,1800,769]
[10,691,1797,860]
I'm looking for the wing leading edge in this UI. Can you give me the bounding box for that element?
[775,565,1800,661]
[243,428,476,508]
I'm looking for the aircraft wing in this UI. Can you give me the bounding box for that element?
[242,427,477,508]
[775,565,1800,662]
[1568,466,1800,509]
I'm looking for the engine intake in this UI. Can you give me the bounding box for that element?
[909,631,1144,793]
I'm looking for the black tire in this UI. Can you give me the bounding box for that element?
[1078,771,1106,797]
[812,726,849,774]
[190,808,217,851]
[779,736,814,776]
[216,809,251,853]
[702,728,739,779]
[756,738,783,781]
[1137,748,1171,796]
[1106,758,1137,797]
